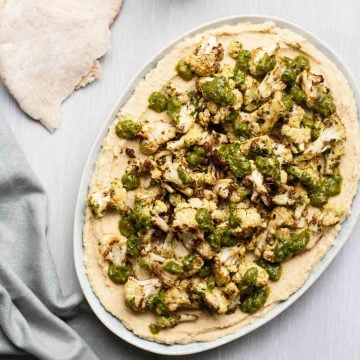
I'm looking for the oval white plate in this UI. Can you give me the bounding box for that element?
[74,15,360,355]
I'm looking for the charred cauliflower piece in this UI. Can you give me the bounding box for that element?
[240,75,261,112]
[110,178,127,211]
[246,169,269,204]
[213,179,233,199]
[258,59,287,98]
[190,278,229,314]
[256,90,287,134]
[248,44,278,77]
[324,142,345,174]
[167,123,204,151]
[320,204,346,227]
[166,94,196,133]
[172,207,199,232]
[88,179,128,217]
[139,119,177,154]
[163,286,192,312]
[268,207,295,232]
[125,277,162,311]
[233,261,269,289]
[150,313,199,333]
[204,287,228,314]
[235,204,262,230]
[146,253,181,287]
[212,245,246,286]
[187,35,224,76]
[87,187,112,217]
[240,135,274,157]
[172,198,217,233]
[281,105,311,152]
[299,71,327,109]
[302,115,345,160]
[177,103,196,133]
[100,234,127,265]
[272,143,293,164]
[228,39,242,59]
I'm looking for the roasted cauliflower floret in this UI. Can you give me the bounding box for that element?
[212,262,231,286]
[281,125,311,149]
[248,44,278,77]
[271,185,308,207]
[146,253,180,287]
[152,200,168,215]
[303,116,346,160]
[246,169,269,204]
[172,207,198,232]
[231,203,263,238]
[167,123,204,151]
[299,71,327,108]
[190,278,229,314]
[228,39,242,59]
[159,154,191,191]
[125,277,162,311]
[258,59,287,98]
[281,106,311,152]
[233,262,269,288]
[212,245,245,286]
[187,35,224,76]
[204,287,229,314]
[324,142,345,174]
[192,168,217,188]
[272,143,293,164]
[223,282,240,310]
[217,245,246,272]
[88,179,127,217]
[268,207,295,232]
[236,206,262,229]
[139,119,177,154]
[110,178,127,211]
[320,204,346,227]
[213,179,233,199]
[288,163,320,189]
[87,187,112,217]
[172,198,217,232]
[163,287,192,312]
[151,216,170,233]
[240,135,274,157]
[256,90,287,134]
[211,104,235,124]
[167,95,196,133]
[196,240,216,260]
[218,64,234,82]
[241,75,261,112]
[177,103,195,133]
[100,234,127,265]
[151,313,199,333]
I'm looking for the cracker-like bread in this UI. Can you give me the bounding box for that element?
[0,0,123,132]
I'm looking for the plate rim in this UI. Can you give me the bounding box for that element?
[73,14,360,356]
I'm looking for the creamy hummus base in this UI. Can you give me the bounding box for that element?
[83,21,360,344]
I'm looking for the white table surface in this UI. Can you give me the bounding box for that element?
[2,0,360,359]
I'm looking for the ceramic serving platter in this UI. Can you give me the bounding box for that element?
[73,15,360,355]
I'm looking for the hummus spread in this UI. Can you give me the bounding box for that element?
[83,21,360,344]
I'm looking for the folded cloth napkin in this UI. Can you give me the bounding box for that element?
[0,120,98,360]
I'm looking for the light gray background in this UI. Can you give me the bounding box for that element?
[1,0,360,359]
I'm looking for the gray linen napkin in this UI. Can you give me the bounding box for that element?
[0,119,98,360]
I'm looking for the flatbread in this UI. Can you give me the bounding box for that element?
[0,0,123,132]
